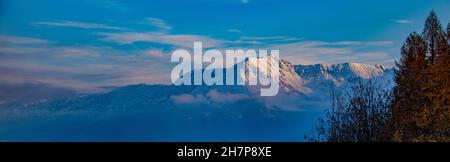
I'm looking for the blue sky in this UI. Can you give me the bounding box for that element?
[0,0,449,93]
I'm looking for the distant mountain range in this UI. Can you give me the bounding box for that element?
[0,59,394,142]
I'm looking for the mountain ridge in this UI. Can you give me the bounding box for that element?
[0,59,396,142]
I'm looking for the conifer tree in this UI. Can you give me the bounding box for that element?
[392,11,450,141]
[447,22,450,42]
[447,23,450,57]
[423,11,447,64]
[416,21,450,141]
[392,32,427,141]
[310,10,450,142]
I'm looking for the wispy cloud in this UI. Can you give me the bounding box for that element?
[97,32,224,48]
[240,36,304,42]
[144,18,172,32]
[240,36,288,41]
[0,32,397,94]
[170,90,250,105]
[391,19,414,24]
[0,34,172,93]
[96,28,394,66]
[170,94,208,104]
[266,40,395,66]
[144,49,165,58]
[327,41,394,46]
[32,21,127,30]
[227,40,262,45]
[0,45,170,92]
[227,29,242,33]
[207,90,250,104]
[0,35,49,44]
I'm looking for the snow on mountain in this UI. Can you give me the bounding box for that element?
[295,62,387,80]
[0,60,394,113]
[0,59,394,113]
[177,56,392,96]
[242,56,310,94]
[0,59,395,141]
[243,58,393,95]
[294,62,393,93]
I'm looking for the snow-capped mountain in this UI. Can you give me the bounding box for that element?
[295,62,390,82]
[243,58,393,95]
[0,59,395,142]
[242,56,309,94]
[178,57,393,96]
[294,62,394,94]
[0,60,394,112]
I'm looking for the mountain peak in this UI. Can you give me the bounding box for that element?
[244,57,310,94]
[292,62,393,91]
[177,59,391,95]
[295,62,387,80]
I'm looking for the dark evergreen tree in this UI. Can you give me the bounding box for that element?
[392,11,450,141]
[309,10,450,142]
[422,10,447,64]
[448,23,450,44]
[447,23,450,63]
[416,21,450,141]
[448,23,450,42]
[391,32,427,141]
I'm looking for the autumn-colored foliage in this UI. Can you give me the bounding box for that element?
[311,11,450,142]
